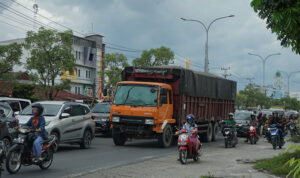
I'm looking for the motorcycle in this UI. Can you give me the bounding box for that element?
[5,126,56,174]
[268,124,284,150]
[289,122,298,137]
[222,125,237,148]
[177,128,202,164]
[247,125,259,145]
[0,141,4,178]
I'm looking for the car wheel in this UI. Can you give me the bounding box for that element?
[80,130,92,149]
[51,132,60,152]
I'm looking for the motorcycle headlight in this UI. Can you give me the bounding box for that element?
[267,128,270,131]
[145,119,154,125]
[112,116,120,122]
[13,137,25,144]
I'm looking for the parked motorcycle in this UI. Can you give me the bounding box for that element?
[0,141,4,178]
[268,124,284,150]
[176,128,202,164]
[222,125,237,148]
[289,122,298,137]
[5,126,56,174]
[247,125,259,145]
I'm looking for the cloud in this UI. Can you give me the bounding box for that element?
[0,0,299,92]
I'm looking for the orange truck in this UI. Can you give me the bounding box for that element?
[110,66,236,147]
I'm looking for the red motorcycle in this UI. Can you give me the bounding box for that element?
[177,128,202,164]
[248,125,259,144]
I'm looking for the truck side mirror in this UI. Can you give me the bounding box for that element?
[103,88,107,96]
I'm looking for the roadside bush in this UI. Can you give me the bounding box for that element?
[253,149,300,176]
[285,145,300,178]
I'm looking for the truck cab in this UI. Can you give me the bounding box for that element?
[110,81,176,147]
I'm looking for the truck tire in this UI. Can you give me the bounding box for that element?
[212,122,219,141]
[202,122,213,142]
[158,124,173,148]
[112,128,126,146]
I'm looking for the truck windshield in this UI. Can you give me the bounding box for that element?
[113,85,158,107]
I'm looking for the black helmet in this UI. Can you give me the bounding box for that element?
[186,114,195,124]
[32,103,44,116]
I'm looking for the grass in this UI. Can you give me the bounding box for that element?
[253,150,300,176]
[288,135,300,143]
[200,172,215,178]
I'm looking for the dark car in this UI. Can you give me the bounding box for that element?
[92,103,111,136]
[235,110,252,137]
[0,102,18,154]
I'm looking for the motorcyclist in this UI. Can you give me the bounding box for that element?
[289,114,299,135]
[17,104,48,163]
[269,111,284,142]
[258,113,267,136]
[245,113,258,142]
[265,114,273,141]
[225,113,238,144]
[177,114,200,154]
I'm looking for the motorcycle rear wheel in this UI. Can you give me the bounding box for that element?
[6,150,22,174]
[179,150,188,165]
[193,155,199,162]
[39,148,53,170]
[224,138,228,148]
[271,137,277,150]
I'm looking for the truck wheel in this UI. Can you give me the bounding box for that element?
[112,128,126,146]
[203,123,212,142]
[158,124,173,148]
[212,122,219,141]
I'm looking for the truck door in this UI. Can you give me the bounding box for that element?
[158,88,171,121]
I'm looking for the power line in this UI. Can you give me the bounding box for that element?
[0,13,37,29]
[106,46,142,53]
[8,0,85,36]
[0,2,56,31]
[0,18,29,32]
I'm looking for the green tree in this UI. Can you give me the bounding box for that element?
[12,84,41,102]
[251,0,300,54]
[235,93,248,109]
[24,27,75,100]
[0,43,22,80]
[280,97,300,110]
[103,53,129,94]
[132,46,174,67]
[239,84,271,108]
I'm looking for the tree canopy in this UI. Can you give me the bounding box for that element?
[251,0,300,54]
[0,43,22,80]
[132,46,174,67]
[102,53,129,95]
[24,27,75,100]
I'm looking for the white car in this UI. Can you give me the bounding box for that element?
[16,101,95,151]
[0,97,31,115]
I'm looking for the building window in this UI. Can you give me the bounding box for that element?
[78,52,81,59]
[75,87,77,94]
[75,86,81,94]
[86,70,91,78]
[75,51,78,59]
[78,87,81,94]
[77,69,80,77]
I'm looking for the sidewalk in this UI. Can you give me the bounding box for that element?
[72,138,298,178]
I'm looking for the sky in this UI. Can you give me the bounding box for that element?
[0,0,299,92]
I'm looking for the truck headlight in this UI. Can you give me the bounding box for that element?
[112,116,120,122]
[145,119,154,125]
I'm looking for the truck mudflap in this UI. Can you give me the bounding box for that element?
[153,119,176,133]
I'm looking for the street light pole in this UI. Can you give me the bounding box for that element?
[278,70,300,97]
[248,53,281,93]
[180,15,234,73]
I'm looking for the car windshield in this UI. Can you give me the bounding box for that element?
[92,104,111,113]
[113,85,158,107]
[21,104,62,116]
[234,112,251,120]
[0,104,12,117]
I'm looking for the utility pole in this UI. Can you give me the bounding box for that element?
[180,15,234,73]
[248,52,281,94]
[33,0,38,31]
[221,67,231,79]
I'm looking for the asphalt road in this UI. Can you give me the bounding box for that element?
[2,135,180,178]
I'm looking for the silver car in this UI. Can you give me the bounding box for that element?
[16,101,95,151]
